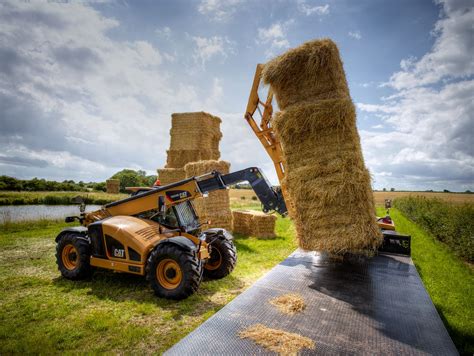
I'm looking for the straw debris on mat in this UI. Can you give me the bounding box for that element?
[232,210,276,238]
[157,168,186,185]
[262,38,382,255]
[270,293,306,315]
[239,324,315,355]
[184,160,232,230]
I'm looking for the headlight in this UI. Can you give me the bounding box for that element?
[198,233,207,241]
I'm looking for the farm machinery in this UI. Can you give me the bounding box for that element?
[56,168,286,299]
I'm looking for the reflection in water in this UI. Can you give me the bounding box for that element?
[0,205,102,223]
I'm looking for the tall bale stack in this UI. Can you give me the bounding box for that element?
[262,39,381,255]
[184,160,233,230]
[232,210,276,238]
[165,112,221,168]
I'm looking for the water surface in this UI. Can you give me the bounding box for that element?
[0,205,102,223]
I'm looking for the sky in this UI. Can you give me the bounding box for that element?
[0,0,472,191]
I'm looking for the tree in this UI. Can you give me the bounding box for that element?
[111,169,157,193]
[390,188,395,192]
[382,188,386,192]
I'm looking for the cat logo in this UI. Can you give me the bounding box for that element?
[166,190,191,202]
[114,248,125,258]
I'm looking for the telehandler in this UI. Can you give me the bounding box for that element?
[56,168,286,299]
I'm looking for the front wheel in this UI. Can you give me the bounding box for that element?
[146,244,202,300]
[204,238,237,279]
[56,233,92,280]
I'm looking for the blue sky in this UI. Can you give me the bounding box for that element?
[0,0,472,191]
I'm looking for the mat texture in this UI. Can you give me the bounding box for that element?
[166,250,457,355]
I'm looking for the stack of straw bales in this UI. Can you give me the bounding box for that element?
[232,210,276,238]
[166,112,221,168]
[262,39,381,255]
[158,112,221,185]
[184,160,232,230]
[106,179,120,194]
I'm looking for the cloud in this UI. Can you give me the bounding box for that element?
[387,0,473,90]
[348,31,362,40]
[358,0,474,191]
[192,36,234,67]
[297,1,329,16]
[197,0,244,22]
[0,0,217,181]
[257,22,292,57]
[155,26,171,39]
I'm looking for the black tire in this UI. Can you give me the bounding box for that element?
[56,233,92,280]
[204,238,237,279]
[146,243,203,300]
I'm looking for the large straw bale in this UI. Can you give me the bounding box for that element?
[169,112,222,151]
[165,149,220,168]
[262,38,350,110]
[263,39,381,255]
[184,160,232,230]
[157,168,186,185]
[232,210,276,238]
[106,179,120,194]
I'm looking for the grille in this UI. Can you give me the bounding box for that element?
[135,225,160,240]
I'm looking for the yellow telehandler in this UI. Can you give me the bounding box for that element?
[56,168,286,299]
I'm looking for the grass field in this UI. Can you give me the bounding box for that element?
[0,217,296,353]
[0,191,128,205]
[1,194,471,353]
[377,207,474,354]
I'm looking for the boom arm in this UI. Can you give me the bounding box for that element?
[84,167,287,225]
[244,65,286,182]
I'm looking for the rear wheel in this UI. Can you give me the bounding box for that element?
[146,244,202,300]
[56,233,92,280]
[204,238,237,279]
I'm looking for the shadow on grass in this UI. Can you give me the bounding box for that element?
[52,269,247,320]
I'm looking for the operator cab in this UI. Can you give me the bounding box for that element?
[151,201,201,235]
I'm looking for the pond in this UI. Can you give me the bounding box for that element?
[0,205,103,224]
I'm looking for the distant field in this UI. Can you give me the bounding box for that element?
[230,189,474,206]
[373,191,473,205]
[0,191,128,205]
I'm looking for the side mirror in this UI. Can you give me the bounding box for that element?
[158,196,166,214]
[384,199,392,209]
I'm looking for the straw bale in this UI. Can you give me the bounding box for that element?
[184,160,232,230]
[232,210,276,238]
[263,39,381,255]
[165,149,220,168]
[262,38,350,110]
[106,179,120,194]
[169,112,222,151]
[270,293,306,315]
[157,168,186,185]
[239,324,315,355]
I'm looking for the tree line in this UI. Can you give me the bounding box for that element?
[0,169,157,193]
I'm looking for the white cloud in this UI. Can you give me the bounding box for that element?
[358,0,474,191]
[197,0,244,22]
[257,22,292,57]
[387,0,473,90]
[0,0,219,181]
[155,26,171,39]
[348,31,362,40]
[192,36,234,67]
[297,1,329,16]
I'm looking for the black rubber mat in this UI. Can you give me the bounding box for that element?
[166,250,457,355]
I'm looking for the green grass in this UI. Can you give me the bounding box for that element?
[0,191,128,206]
[377,207,474,354]
[0,218,296,353]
